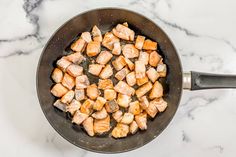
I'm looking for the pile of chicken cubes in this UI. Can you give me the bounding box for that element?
[50,22,167,138]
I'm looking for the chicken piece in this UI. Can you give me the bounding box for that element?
[51,83,68,97]
[112,42,121,55]
[115,67,130,81]
[94,115,110,134]
[136,75,149,86]
[120,113,134,124]
[135,60,146,79]
[104,89,117,101]
[149,51,161,67]
[112,24,135,41]
[92,107,108,119]
[112,55,127,71]
[98,79,113,90]
[138,51,149,65]
[128,101,141,115]
[71,38,86,52]
[149,81,163,99]
[92,25,102,42]
[138,96,149,109]
[62,73,75,90]
[65,52,85,64]
[75,75,90,89]
[66,64,83,77]
[66,99,81,115]
[146,67,159,83]
[56,57,71,72]
[112,110,123,122]
[80,99,94,115]
[86,41,101,57]
[61,90,74,104]
[123,22,128,27]
[53,99,67,112]
[99,64,113,79]
[129,121,138,134]
[112,123,129,138]
[88,64,104,76]
[117,93,131,108]
[156,63,167,77]
[72,110,89,125]
[122,44,139,58]
[151,97,167,112]
[105,100,119,113]
[82,117,94,136]
[135,35,145,49]
[81,32,92,43]
[124,57,135,71]
[102,32,120,50]
[114,81,135,96]
[136,82,153,98]
[86,84,99,100]
[135,112,147,130]
[143,39,157,50]
[126,71,136,86]
[96,51,113,65]
[93,96,107,111]
[146,100,158,118]
[75,89,85,101]
[51,68,63,83]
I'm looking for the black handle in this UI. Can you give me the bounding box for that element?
[191,71,236,90]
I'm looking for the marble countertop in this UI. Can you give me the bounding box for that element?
[1,0,236,156]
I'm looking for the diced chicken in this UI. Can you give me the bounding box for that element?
[135,61,146,79]
[138,96,149,109]
[81,32,92,43]
[99,64,113,79]
[75,75,90,89]
[56,57,71,72]
[112,42,121,55]
[135,35,145,49]
[117,93,131,108]
[115,67,130,81]
[122,44,139,58]
[98,79,113,90]
[93,96,107,111]
[126,71,136,86]
[71,38,86,52]
[92,107,108,119]
[86,41,101,57]
[143,39,157,50]
[102,32,120,50]
[112,110,123,122]
[128,101,141,115]
[72,110,89,125]
[138,51,149,65]
[149,81,163,99]
[129,121,138,134]
[136,82,153,98]
[65,52,85,64]
[112,55,126,71]
[88,64,104,76]
[146,67,159,83]
[149,51,161,67]
[53,99,67,112]
[51,68,63,83]
[135,112,147,130]
[80,99,94,115]
[124,57,135,71]
[51,83,68,97]
[145,100,158,118]
[123,22,128,27]
[150,98,168,112]
[62,73,75,90]
[61,90,74,104]
[156,63,167,77]
[66,64,83,77]
[114,81,135,96]
[112,123,129,138]
[82,117,94,136]
[112,24,134,41]
[104,89,117,101]
[94,115,110,134]
[75,89,85,101]
[66,99,81,115]
[136,75,149,86]
[120,113,134,124]
[86,84,99,100]
[105,100,119,113]
[92,25,102,42]
[96,51,113,65]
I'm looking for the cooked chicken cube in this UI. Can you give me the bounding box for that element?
[122,44,139,58]
[65,52,85,64]
[81,32,92,43]
[86,84,99,100]
[151,98,167,112]
[96,51,113,65]
[129,121,138,134]
[135,112,147,130]
[105,100,119,113]
[66,99,81,115]
[99,64,113,79]
[62,73,75,90]
[86,41,101,57]
[80,99,94,115]
[112,55,126,71]
[66,64,83,77]
[138,51,149,65]
[72,110,89,125]
[104,89,117,101]
[71,38,86,52]
[126,71,136,86]
[92,25,102,42]
[112,24,135,41]
[82,117,94,136]
[94,115,110,134]
[120,113,134,124]
[128,101,141,115]
[75,75,90,89]
[123,22,128,27]
[136,82,153,98]
[51,83,68,97]
[149,81,163,99]
[156,63,167,77]
[51,68,63,83]
[98,79,113,90]
[114,81,135,96]
[138,96,149,109]
[149,51,161,67]
[135,35,145,49]
[146,100,158,118]
[92,107,108,119]
[53,99,67,112]
[75,89,85,101]
[88,64,104,76]
[112,123,129,138]
[124,57,135,71]
[112,110,123,122]
[136,75,149,86]
[143,39,157,50]
[112,42,121,55]
[102,32,120,50]
[61,90,74,104]
[56,57,71,72]
[135,60,146,79]
[146,67,159,83]
[93,96,107,111]
[115,67,130,81]
[117,93,131,108]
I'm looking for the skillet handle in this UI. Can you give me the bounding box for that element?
[183,71,236,90]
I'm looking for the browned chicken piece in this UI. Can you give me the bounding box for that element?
[86,41,101,57]
[135,35,145,50]
[72,110,89,125]
[75,75,90,89]
[138,96,149,109]
[56,57,71,72]
[114,81,135,96]
[88,64,104,76]
[115,67,130,81]
[66,64,83,77]
[104,89,117,101]
[129,121,138,134]
[93,96,107,111]
[99,64,113,79]
[51,68,63,83]
[112,42,121,55]
[123,22,128,27]
[135,60,146,79]
[122,44,139,58]
[80,99,94,115]
[71,38,86,52]
[66,99,81,115]
[112,110,123,122]
[156,63,167,77]
[120,113,134,124]
[86,84,99,100]
[149,51,161,67]
[124,57,135,71]
[126,71,136,86]
[96,51,113,65]
[75,89,85,101]
[102,32,120,50]
[112,123,129,138]
[136,82,153,98]
[81,32,92,43]
[149,81,163,99]
[128,101,141,115]
[92,107,108,119]
[146,100,158,118]
[138,51,149,65]
[65,52,85,64]
[53,99,67,112]
[62,73,75,90]
[105,100,119,113]
[94,115,110,134]
[98,79,113,90]
[146,67,159,83]
[112,55,126,71]
[136,75,149,86]
[51,83,68,97]
[61,90,74,104]
[151,98,167,112]
[82,117,94,136]
[117,93,131,108]
[135,112,147,130]
[92,25,103,42]
[143,39,157,50]
[112,24,135,41]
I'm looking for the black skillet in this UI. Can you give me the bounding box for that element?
[36,8,236,153]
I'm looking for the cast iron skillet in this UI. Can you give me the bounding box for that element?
[37,8,236,153]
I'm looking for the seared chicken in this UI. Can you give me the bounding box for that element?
[104,89,117,101]
[135,35,145,49]
[143,39,157,50]
[124,57,135,71]
[146,100,158,118]
[128,101,141,115]
[150,98,167,112]
[117,93,131,108]
[120,113,134,124]
[112,110,123,122]
[86,41,101,57]
[98,79,113,90]
[99,64,113,79]
[51,68,63,83]
[122,44,139,58]
[92,107,108,119]
[61,90,74,104]
[135,60,146,79]
[86,84,99,100]
[102,32,120,50]
[138,51,149,65]
[92,25,102,42]
[80,99,94,115]
[82,117,94,136]
[114,81,135,96]
[136,82,152,98]
[149,81,163,99]
[112,123,129,138]
[94,115,110,134]
[51,83,68,97]
[56,57,71,72]
[126,71,136,86]
[75,75,90,89]
[149,51,161,67]
[71,38,86,52]
[88,64,104,76]
[156,63,167,77]
[138,96,149,109]
[135,112,147,130]
[115,67,130,81]
[112,24,135,41]
[112,42,121,55]
[129,121,138,134]
[75,89,85,101]
[105,100,119,113]
[65,52,85,64]
[66,64,83,77]
[93,96,107,111]
[146,67,159,83]
[81,32,92,43]
[112,55,126,71]
[66,99,81,115]
[96,51,113,65]
[72,110,88,125]
[53,99,67,112]
[136,75,149,86]
[62,73,75,90]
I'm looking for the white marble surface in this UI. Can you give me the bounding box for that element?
[1,0,236,156]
